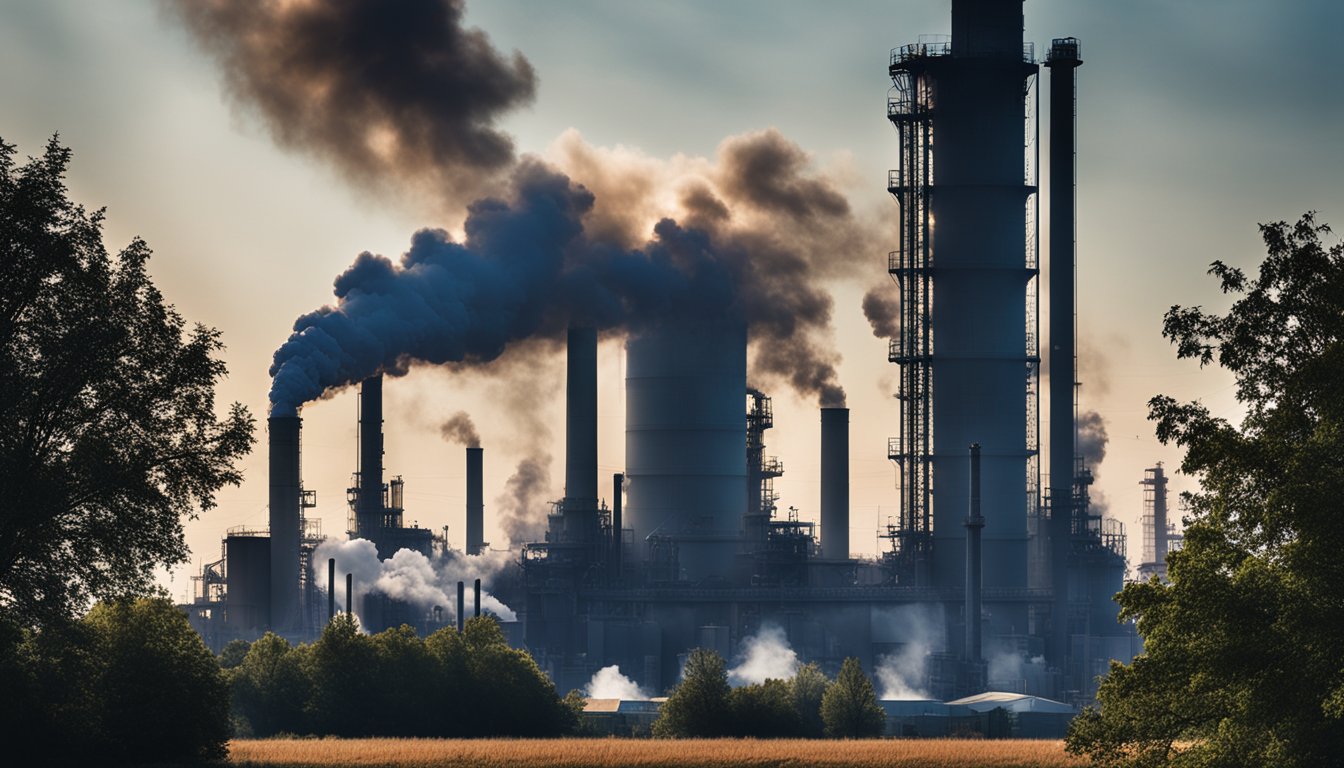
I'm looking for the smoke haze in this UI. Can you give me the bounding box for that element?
[439,411,481,448]
[164,0,535,209]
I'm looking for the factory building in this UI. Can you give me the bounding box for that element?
[185,0,1136,708]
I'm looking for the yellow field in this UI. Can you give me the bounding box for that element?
[228,738,1085,768]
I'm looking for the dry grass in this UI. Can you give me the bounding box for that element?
[227,738,1086,768]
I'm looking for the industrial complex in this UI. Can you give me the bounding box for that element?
[185,1,1153,707]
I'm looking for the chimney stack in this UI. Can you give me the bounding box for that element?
[474,578,481,618]
[1046,36,1083,668]
[457,581,465,631]
[466,447,484,555]
[820,408,850,560]
[327,557,336,624]
[611,472,624,579]
[345,572,353,617]
[565,327,599,510]
[357,375,385,548]
[268,415,302,631]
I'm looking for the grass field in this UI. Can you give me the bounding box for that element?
[227,738,1086,768]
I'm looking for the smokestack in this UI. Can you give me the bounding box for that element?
[1046,36,1083,667]
[474,578,481,618]
[1153,464,1168,570]
[965,444,984,663]
[457,580,465,632]
[612,472,624,578]
[466,447,484,555]
[820,407,850,560]
[327,557,336,624]
[268,415,302,631]
[345,572,352,616]
[357,375,385,546]
[952,0,1025,59]
[565,326,598,510]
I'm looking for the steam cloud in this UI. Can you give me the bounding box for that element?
[728,625,800,686]
[873,604,943,700]
[168,1,881,413]
[440,411,480,448]
[496,455,551,547]
[165,0,535,208]
[314,537,517,625]
[585,665,649,700]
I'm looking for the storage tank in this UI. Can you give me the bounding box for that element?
[225,534,271,631]
[625,322,747,582]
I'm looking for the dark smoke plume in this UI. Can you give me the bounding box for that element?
[1076,409,1109,514]
[496,456,550,546]
[440,411,480,448]
[164,0,535,206]
[862,285,901,338]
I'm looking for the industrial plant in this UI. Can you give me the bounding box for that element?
[185,0,1141,707]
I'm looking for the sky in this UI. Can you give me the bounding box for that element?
[1,0,1341,600]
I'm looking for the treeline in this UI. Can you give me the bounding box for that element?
[224,613,579,737]
[652,649,887,738]
[0,599,230,765]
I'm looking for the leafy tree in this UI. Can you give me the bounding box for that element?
[230,632,310,736]
[86,598,230,762]
[727,677,802,738]
[218,637,251,669]
[305,613,379,736]
[462,616,577,737]
[1067,214,1344,767]
[653,648,732,737]
[821,657,886,738]
[0,136,254,627]
[791,661,831,738]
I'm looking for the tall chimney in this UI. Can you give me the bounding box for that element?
[965,444,984,664]
[327,557,336,624]
[268,415,302,632]
[565,327,598,509]
[1046,36,1083,668]
[611,472,624,579]
[466,447,484,555]
[345,573,352,616]
[473,578,481,618]
[456,581,465,632]
[820,407,850,560]
[1152,464,1168,571]
[357,375,385,548]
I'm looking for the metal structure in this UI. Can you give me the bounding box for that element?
[820,407,850,560]
[466,447,485,555]
[886,0,1039,609]
[1137,464,1181,581]
[744,389,782,552]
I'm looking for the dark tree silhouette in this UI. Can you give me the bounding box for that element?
[653,648,732,737]
[0,136,254,626]
[1068,214,1344,767]
[820,657,885,738]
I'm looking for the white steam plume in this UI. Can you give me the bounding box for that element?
[585,665,649,700]
[728,625,799,686]
[873,604,943,700]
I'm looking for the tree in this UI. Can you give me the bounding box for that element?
[1067,214,1344,767]
[653,648,732,737]
[0,136,254,627]
[791,661,831,738]
[229,632,310,736]
[821,657,886,738]
[727,678,802,738]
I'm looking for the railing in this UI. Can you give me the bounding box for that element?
[891,39,1035,65]
[887,168,902,190]
[888,436,901,459]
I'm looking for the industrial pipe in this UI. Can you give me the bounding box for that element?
[268,415,302,632]
[357,375,385,547]
[565,326,598,508]
[327,557,335,624]
[466,446,484,555]
[457,580,465,632]
[474,578,481,618]
[345,572,352,616]
[612,472,624,578]
[820,408,850,560]
[965,444,984,664]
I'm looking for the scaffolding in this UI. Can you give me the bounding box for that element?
[885,41,940,577]
[745,390,784,552]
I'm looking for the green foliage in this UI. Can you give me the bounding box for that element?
[791,661,832,738]
[0,136,254,628]
[1067,214,1344,767]
[223,615,576,739]
[653,648,732,737]
[821,657,886,738]
[0,598,229,764]
[727,677,802,738]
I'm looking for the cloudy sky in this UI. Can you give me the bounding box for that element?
[2,0,1340,598]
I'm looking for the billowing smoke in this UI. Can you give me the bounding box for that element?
[862,284,901,339]
[313,538,517,625]
[585,665,649,700]
[495,455,551,547]
[987,651,1046,692]
[728,625,799,686]
[439,411,480,448]
[169,0,884,413]
[1077,408,1109,514]
[164,0,535,209]
[872,604,943,700]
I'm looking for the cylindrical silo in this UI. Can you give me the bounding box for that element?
[820,407,850,560]
[267,415,301,631]
[625,322,747,582]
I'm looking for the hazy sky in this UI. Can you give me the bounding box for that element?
[2,1,1340,599]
